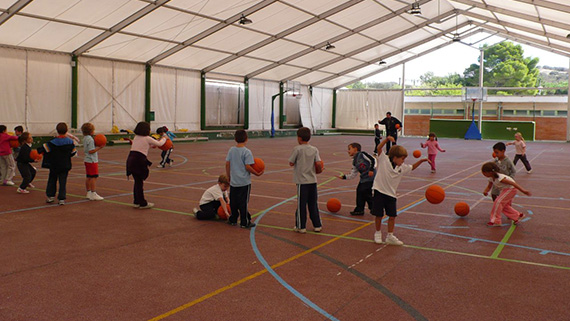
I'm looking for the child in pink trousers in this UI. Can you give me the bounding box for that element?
[481,162,531,226]
[420,132,445,173]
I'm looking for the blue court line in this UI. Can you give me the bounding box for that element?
[250,197,340,321]
[439,226,470,229]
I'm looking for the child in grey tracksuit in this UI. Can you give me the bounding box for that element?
[340,143,376,215]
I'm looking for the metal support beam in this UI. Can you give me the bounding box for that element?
[333,28,484,89]
[449,0,570,32]
[478,49,484,131]
[202,0,364,73]
[145,64,152,122]
[71,55,78,129]
[567,58,570,142]
[245,0,433,79]
[510,0,570,14]
[312,20,472,87]
[288,10,457,83]
[147,0,278,65]
[279,82,284,129]
[244,77,249,129]
[73,0,171,56]
[200,71,206,130]
[0,0,32,26]
[332,89,337,128]
[479,25,570,57]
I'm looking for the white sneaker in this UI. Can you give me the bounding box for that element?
[385,234,404,246]
[157,164,164,168]
[430,170,435,173]
[17,188,30,194]
[193,207,199,214]
[46,197,55,203]
[314,227,322,232]
[4,180,15,186]
[139,202,154,209]
[28,183,35,188]
[86,191,93,200]
[527,169,532,174]
[374,231,382,244]
[58,200,65,206]
[293,226,306,234]
[91,192,104,201]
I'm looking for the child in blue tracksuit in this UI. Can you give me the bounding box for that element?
[340,143,376,215]
[156,126,176,168]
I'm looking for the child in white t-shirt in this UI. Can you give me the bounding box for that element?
[482,162,531,226]
[194,175,230,220]
[372,136,430,245]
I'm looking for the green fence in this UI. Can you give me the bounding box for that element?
[429,119,535,141]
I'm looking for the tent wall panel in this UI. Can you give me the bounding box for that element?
[112,61,146,131]
[150,66,176,131]
[367,90,403,129]
[311,87,333,129]
[0,47,27,131]
[249,79,280,130]
[78,58,114,132]
[336,91,368,129]
[174,69,201,131]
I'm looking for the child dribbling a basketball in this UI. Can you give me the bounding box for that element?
[492,142,516,202]
[506,132,532,174]
[420,132,445,173]
[81,123,104,201]
[372,136,430,245]
[481,162,530,226]
[339,142,375,216]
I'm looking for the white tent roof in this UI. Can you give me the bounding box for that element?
[1,0,569,89]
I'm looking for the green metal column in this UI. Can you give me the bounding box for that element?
[332,89,337,128]
[279,81,284,129]
[200,71,206,130]
[71,55,78,129]
[244,77,249,129]
[145,64,151,122]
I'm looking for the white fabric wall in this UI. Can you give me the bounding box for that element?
[151,67,201,131]
[299,85,312,130]
[249,79,280,130]
[0,47,71,133]
[336,91,368,129]
[336,90,402,129]
[78,57,145,132]
[310,87,333,129]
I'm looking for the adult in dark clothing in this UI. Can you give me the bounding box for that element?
[378,112,402,154]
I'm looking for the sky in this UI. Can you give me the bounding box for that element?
[365,35,570,86]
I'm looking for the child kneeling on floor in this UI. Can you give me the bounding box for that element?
[194,174,230,220]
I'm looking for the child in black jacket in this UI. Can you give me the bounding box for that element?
[15,132,36,194]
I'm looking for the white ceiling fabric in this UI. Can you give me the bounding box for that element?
[0,0,569,89]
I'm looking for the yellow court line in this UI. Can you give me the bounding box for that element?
[148,220,373,321]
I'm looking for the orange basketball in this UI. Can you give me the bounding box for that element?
[454,202,470,216]
[9,140,19,148]
[94,134,107,147]
[217,204,231,220]
[395,124,401,129]
[425,185,445,204]
[326,198,341,213]
[159,138,173,151]
[315,160,324,174]
[413,150,421,158]
[492,152,497,158]
[252,157,265,172]
[29,150,42,161]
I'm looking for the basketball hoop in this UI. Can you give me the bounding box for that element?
[293,93,302,100]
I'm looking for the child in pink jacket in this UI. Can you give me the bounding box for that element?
[420,133,445,173]
[0,125,19,186]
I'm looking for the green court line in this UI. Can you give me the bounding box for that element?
[257,223,570,271]
[491,223,517,258]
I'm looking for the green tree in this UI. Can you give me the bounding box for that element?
[463,42,539,95]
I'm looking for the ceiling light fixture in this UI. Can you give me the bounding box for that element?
[567,33,570,38]
[324,42,335,50]
[378,60,387,65]
[452,13,460,42]
[239,14,252,25]
[409,1,421,16]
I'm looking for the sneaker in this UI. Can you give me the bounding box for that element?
[487,221,501,226]
[527,169,532,174]
[139,202,154,209]
[314,227,322,232]
[385,234,404,246]
[240,222,256,229]
[293,226,306,234]
[193,207,199,214]
[46,197,55,203]
[86,191,93,200]
[227,221,237,226]
[17,188,30,194]
[374,231,382,244]
[133,204,140,208]
[58,200,65,205]
[157,164,165,168]
[350,211,364,216]
[169,160,174,167]
[431,170,435,173]
[4,180,15,186]
[514,212,525,225]
[91,192,104,201]
[28,183,35,188]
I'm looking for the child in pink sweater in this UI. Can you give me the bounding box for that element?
[420,133,445,173]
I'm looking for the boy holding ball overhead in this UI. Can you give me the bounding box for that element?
[289,127,323,234]
[372,136,430,245]
[226,129,263,228]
